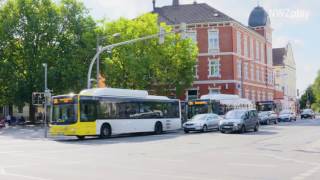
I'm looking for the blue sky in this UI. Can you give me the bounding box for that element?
[82,0,319,94]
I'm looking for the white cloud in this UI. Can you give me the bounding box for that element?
[273,36,304,48]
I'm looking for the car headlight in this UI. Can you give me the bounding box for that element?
[233,122,239,126]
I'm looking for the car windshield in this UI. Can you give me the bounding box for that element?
[259,112,269,116]
[191,114,207,121]
[302,109,312,113]
[280,110,291,115]
[225,110,246,119]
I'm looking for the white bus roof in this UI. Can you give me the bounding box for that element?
[200,94,253,106]
[79,88,171,100]
[200,94,240,100]
[80,88,149,98]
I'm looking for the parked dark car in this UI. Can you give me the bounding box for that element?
[219,109,259,134]
[301,109,315,119]
[258,111,278,125]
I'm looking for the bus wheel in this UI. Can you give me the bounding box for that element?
[154,122,163,135]
[100,124,111,139]
[76,136,85,140]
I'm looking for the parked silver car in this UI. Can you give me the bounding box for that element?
[219,109,259,134]
[183,114,222,133]
[278,110,296,122]
[258,111,278,125]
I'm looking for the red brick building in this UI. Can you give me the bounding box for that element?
[154,0,275,101]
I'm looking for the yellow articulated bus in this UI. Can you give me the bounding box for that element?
[50,88,181,139]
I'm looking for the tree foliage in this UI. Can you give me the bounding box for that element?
[100,13,198,97]
[300,86,315,110]
[311,71,320,112]
[0,0,97,119]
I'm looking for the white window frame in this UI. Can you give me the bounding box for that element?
[261,67,264,83]
[256,41,260,61]
[209,88,221,95]
[187,31,197,44]
[251,64,255,81]
[252,90,256,101]
[187,89,198,100]
[237,60,242,79]
[244,35,248,58]
[245,89,250,99]
[194,59,199,79]
[256,68,260,82]
[250,38,254,59]
[208,59,221,78]
[267,46,272,65]
[261,43,265,63]
[208,29,219,53]
[244,62,249,80]
[237,31,242,55]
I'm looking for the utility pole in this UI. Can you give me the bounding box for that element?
[42,63,48,138]
[42,63,51,138]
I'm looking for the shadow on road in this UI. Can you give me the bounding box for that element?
[53,131,184,145]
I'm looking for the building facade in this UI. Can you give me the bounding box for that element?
[273,43,297,111]
[154,1,274,101]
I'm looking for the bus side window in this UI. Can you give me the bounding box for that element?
[80,100,98,122]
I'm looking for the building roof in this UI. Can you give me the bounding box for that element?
[248,6,270,27]
[153,3,235,25]
[273,48,286,66]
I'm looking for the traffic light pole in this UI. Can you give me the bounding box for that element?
[43,63,48,138]
[87,23,187,89]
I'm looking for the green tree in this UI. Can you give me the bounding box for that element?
[300,86,316,110]
[0,0,97,120]
[101,13,198,97]
[311,71,320,112]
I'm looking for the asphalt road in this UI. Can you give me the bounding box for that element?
[1,119,320,180]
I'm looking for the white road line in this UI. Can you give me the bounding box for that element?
[292,165,320,180]
[0,151,24,154]
[228,163,277,168]
[0,167,50,180]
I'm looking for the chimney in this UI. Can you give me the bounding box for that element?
[152,0,156,10]
[173,0,179,6]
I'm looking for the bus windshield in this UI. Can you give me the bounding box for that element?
[52,104,77,125]
[188,104,209,119]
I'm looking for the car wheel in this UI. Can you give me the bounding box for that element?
[100,124,112,139]
[154,122,163,135]
[274,120,278,124]
[202,125,208,132]
[220,130,225,134]
[184,130,189,134]
[254,123,259,132]
[239,125,246,134]
[76,136,85,140]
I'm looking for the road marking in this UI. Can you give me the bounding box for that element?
[292,165,320,180]
[0,151,24,154]
[0,167,50,180]
[228,163,277,168]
